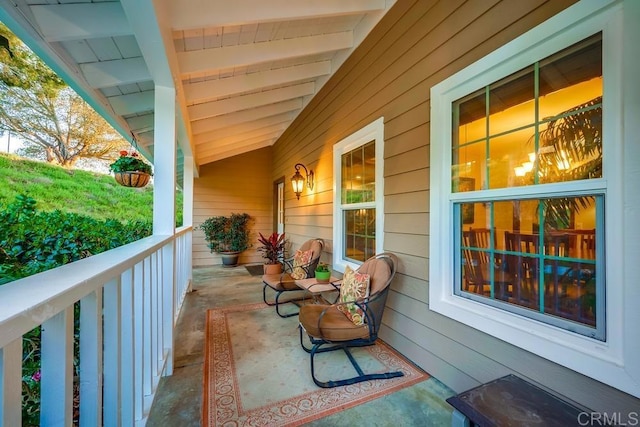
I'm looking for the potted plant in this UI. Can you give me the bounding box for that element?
[197,213,252,266]
[257,232,286,274]
[109,150,153,188]
[314,262,331,283]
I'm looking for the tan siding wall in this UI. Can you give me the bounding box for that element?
[271,0,639,412]
[193,147,273,266]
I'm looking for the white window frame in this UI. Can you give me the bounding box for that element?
[333,117,385,273]
[430,0,640,398]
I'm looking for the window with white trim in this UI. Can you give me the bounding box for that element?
[430,0,640,398]
[451,33,604,339]
[333,118,384,272]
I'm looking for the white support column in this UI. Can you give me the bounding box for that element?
[0,339,22,426]
[41,307,74,426]
[79,290,103,427]
[153,85,177,378]
[153,85,176,236]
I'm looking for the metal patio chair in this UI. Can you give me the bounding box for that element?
[298,252,403,388]
[262,238,323,318]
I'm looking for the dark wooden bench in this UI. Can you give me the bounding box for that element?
[446,374,590,427]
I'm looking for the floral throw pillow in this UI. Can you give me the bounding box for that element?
[290,249,313,280]
[337,265,371,325]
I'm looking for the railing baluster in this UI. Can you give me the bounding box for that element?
[41,307,74,426]
[80,290,103,427]
[120,269,135,425]
[103,277,121,425]
[0,338,22,426]
[133,262,144,421]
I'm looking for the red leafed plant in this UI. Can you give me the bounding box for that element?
[257,232,286,265]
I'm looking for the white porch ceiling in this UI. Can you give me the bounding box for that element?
[0,0,396,181]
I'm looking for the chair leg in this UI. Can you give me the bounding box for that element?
[264,284,305,318]
[262,283,277,306]
[299,326,405,388]
[274,290,299,318]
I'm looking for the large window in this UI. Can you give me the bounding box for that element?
[430,0,640,398]
[333,118,384,272]
[452,34,604,339]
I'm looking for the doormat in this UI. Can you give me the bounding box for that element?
[245,264,264,276]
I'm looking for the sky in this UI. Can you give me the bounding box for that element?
[0,131,23,154]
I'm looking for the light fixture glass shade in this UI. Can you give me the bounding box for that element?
[291,170,305,199]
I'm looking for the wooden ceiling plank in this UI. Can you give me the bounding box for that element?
[126,114,155,133]
[169,0,385,30]
[108,91,155,116]
[31,3,131,42]
[80,57,151,89]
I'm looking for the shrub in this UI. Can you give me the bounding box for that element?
[0,195,152,424]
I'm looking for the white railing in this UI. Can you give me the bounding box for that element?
[0,227,192,426]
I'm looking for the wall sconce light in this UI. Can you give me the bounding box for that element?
[291,163,314,200]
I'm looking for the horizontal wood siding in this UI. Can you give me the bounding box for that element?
[271,0,639,412]
[193,147,273,266]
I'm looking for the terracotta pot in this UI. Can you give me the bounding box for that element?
[263,263,282,275]
[114,171,151,188]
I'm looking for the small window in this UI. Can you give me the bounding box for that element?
[333,118,384,271]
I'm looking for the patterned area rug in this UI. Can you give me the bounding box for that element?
[202,303,429,426]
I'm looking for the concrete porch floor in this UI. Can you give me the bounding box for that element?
[147,265,455,426]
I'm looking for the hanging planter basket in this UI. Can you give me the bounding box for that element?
[114,171,151,188]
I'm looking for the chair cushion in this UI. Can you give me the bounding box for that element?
[299,304,370,341]
[291,249,312,280]
[337,265,370,325]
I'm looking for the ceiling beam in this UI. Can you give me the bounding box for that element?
[80,57,151,89]
[197,139,276,165]
[195,123,287,149]
[193,111,294,141]
[169,0,385,30]
[177,32,352,76]
[188,82,313,121]
[31,3,131,42]
[183,61,330,104]
[191,99,302,134]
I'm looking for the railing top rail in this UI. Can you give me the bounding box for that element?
[0,233,183,347]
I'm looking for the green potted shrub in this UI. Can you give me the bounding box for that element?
[257,232,286,274]
[198,213,252,266]
[314,262,331,283]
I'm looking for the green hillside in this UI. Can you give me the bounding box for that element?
[0,152,182,223]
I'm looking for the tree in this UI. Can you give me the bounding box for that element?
[0,23,128,167]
